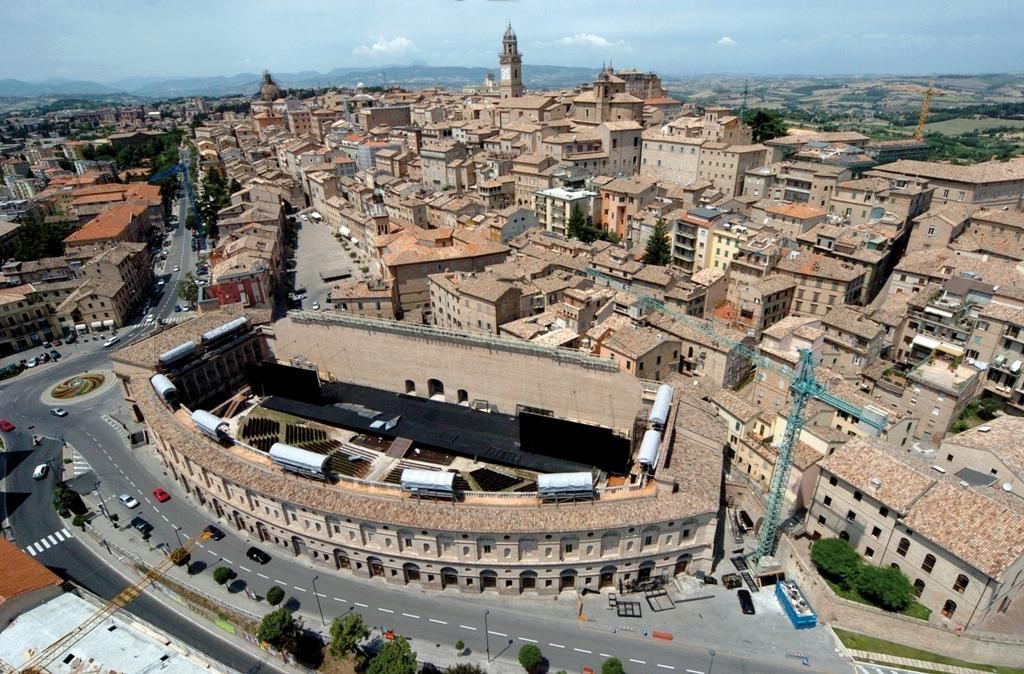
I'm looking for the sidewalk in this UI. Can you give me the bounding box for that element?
[848,649,998,674]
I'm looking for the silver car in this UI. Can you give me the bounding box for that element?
[118,493,140,509]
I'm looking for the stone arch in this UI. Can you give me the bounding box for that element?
[599,565,617,589]
[367,555,385,578]
[403,562,421,583]
[519,569,538,591]
[427,378,445,400]
[334,548,350,570]
[404,379,415,394]
[674,553,692,576]
[457,389,469,404]
[839,531,850,541]
[942,599,957,619]
[638,559,656,582]
[480,569,498,590]
[559,568,577,590]
[441,566,458,589]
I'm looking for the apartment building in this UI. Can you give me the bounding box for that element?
[807,439,1024,629]
[707,220,755,271]
[669,207,723,274]
[327,279,398,320]
[593,323,680,381]
[0,285,62,355]
[62,202,150,254]
[795,222,893,303]
[532,187,597,237]
[696,143,766,198]
[598,177,660,240]
[936,414,1024,492]
[746,161,851,207]
[77,242,152,311]
[762,202,827,241]
[753,316,824,411]
[972,303,1024,411]
[640,131,704,183]
[819,305,885,375]
[904,203,975,255]
[511,154,559,207]
[870,158,1024,210]
[429,270,527,334]
[647,312,753,390]
[827,176,933,229]
[719,275,795,340]
[775,250,868,317]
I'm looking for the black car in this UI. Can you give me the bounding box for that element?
[246,546,271,564]
[130,516,153,534]
[65,333,77,344]
[737,589,755,615]
[37,352,50,362]
[49,349,61,360]
[204,524,226,541]
[43,341,53,349]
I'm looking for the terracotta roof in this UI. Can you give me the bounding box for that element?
[819,438,935,513]
[874,158,1024,184]
[64,202,146,244]
[766,202,827,220]
[775,251,866,283]
[0,539,62,604]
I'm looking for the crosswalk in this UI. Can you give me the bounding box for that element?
[23,528,73,556]
[71,447,92,478]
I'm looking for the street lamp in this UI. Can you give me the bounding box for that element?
[483,610,490,663]
[173,525,183,548]
[94,480,111,522]
[311,575,326,627]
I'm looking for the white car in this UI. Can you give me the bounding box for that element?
[103,336,120,348]
[173,265,181,272]
[311,302,321,310]
[118,493,140,509]
[50,408,67,417]
[145,313,155,322]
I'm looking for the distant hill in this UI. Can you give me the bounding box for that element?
[0,64,600,100]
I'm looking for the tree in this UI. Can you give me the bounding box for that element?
[328,612,369,658]
[366,636,417,674]
[855,565,914,612]
[977,396,1002,421]
[53,486,85,515]
[643,220,672,265]
[567,201,588,241]
[258,608,296,649]
[213,566,236,585]
[742,108,788,143]
[811,538,861,585]
[445,664,486,674]
[13,212,78,261]
[454,639,465,655]
[178,272,198,307]
[602,658,625,674]
[517,644,543,673]
[266,586,285,606]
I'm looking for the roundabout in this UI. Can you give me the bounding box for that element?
[42,370,117,405]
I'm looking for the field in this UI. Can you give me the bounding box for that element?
[833,629,1024,674]
[918,117,1024,135]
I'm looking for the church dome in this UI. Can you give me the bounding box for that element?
[259,70,281,102]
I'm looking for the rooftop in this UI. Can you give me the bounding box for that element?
[0,539,61,605]
[819,437,935,513]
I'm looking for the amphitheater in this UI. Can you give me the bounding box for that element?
[112,308,727,595]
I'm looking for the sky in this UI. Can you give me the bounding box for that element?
[3,0,1024,82]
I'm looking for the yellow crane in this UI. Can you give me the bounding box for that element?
[914,80,935,140]
[19,530,211,673]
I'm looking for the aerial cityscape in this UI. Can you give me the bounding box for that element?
[2,2,1024,674]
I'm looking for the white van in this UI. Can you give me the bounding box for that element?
[32,464,49,480]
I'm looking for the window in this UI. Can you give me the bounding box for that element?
[954,574,969,594]
[482,544,492,554]
[829,476,838,487]
[846,510,856,522]
[871,526,882,538]
[879,506,889,517]
[644,535,653,546]
[404,538,412,547]
[823,495,832,506]
[564,543,574,553]
[926,226,936,237]
[817,515,826,525]
[897,537,910,556]
[914,579,926,597]
[942,599,958,618]
[853,491,863,502]
[922,554,936,574]
[865,547,875,558]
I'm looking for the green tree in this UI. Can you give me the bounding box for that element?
[328,612,369,658]
[643,220,672,265]
[445,664,486,674]
[811,538,861,585]
[52,486,86,515]
[517,644,544,673]
[742,108,788,143]
[178,272,198,307]
[976,396,1002,421]
[454,639,465,655]
[855,565,914,612]
[567,201,588,240]
[257,608,296,649]
[602,658,625,674]
[266,586,285,606]
[366,636,417,674]
[213,566,235,585]
[13,212,78,261]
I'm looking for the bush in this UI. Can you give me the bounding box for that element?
[811,538,861,584]
[855,565,914,612]
[213,566,236,585]
[257,608,296,649]
[445,665,486,674]
[266,586,285,606]
[72,514,88,528]
[602,658,625,674]
[454,639,465,654]
[517,644,543,673]
[366,636,417,674]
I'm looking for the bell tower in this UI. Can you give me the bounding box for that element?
[499,23,523,99]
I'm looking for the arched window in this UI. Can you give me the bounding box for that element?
[922,554,936,574]
[896,537,910,556]
[404,379,415,393]
[839,531,850,541]
[942,599,957,618]
[953,574,969,594]
[913,579,925,598]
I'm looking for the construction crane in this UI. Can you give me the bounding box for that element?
[19,530,211,673]
[149,159,203,237]
[914,80,935,141]
[584,269,885,563]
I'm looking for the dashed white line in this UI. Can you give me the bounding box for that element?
[333,597,347,603]
[315,592,327,598]
[657,666,675,671]
[574,648,592,654]
[548,643,565,649]
[221,557,232,564]
[518,637,537,643]
[458,625,477,631]
[160,515,169,522]
[292,586,307,592]
[239,566,252,573]
[629,660,647,665]
[207,549,218,556]
[428,618,447,625]
[402,613,420,619]
[354,602,369,608]
[274,579,286,585]
[685,669,704,674]
[488,630,507,637]
[257,573,269,579]
[599,653,614,658]
[378,608,395,614]
[152,506,160,513]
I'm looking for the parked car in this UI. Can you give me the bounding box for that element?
[65,334,77,344]
[32,464,49,480]
[152,487,170,502]
[118,493,140,509]
[52,339,62,346]
[311,302,320,310]
[49,350,61,360]
[204,524,226,541]
[50,408,67,417]
[737,589,755,615]
[246,546,271,564]
[0,420,15,432]
[37,352,50,363]
[25,358,37,368]
[43,341,53,349]
[172,265,181,272]
[130,516,153,534]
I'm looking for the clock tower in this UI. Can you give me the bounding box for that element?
[499,23,523,99]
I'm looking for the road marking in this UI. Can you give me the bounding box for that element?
[354,602,369,608]
[239,566,252,573]
[274,579,287,585]
[548,643,565,649]
[378,608,395,614]
[292,586,307,592]
[629,660,647,665]
[61,528,71,538]
[40,538,51,550]
[518,637,537,643]
[220,558,232,564]
[144,497,151,504]
[152,506,160,513]
[458,625,476,631]
[128,480,136,487]
[26,546,36,556]
[160,515,169,522]
[53,531,65,542]
[574,648,592,654]
[685,670,704,674]
[599,653,614,658]
[488,630,507,637]
[657,666,675,671]
[428,618,447,625]
[402,613,420,619]
[333,598,347,603]
[46,534,58,545]
[256,572,268,579]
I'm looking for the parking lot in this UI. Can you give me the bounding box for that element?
[290,213,373,310]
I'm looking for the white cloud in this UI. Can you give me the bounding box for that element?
[353,36,416,57]
[558,33,622,48]
[717,36,737,47]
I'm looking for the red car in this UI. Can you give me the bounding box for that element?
[0,420,14,432]
[152,487,170,502]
